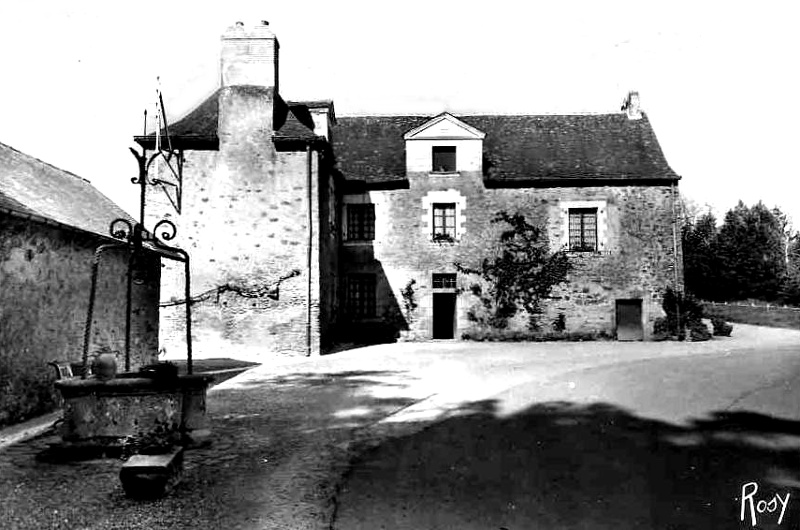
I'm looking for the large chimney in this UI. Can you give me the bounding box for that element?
[220,20,279,91]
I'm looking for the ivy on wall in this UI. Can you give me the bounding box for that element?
[457,211,572,331]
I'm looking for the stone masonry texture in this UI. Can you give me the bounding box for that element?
[148,87,333,359]
[341,168,682,340]
[0,214,160,426]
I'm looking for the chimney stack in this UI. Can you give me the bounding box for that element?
[621,90,642,120]
[220,20,279,92]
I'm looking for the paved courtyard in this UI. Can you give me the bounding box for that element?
[0,324,798,529]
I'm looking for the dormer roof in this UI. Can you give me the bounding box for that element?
[403,112,486,140]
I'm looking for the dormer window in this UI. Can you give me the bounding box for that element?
[432,146,456,173]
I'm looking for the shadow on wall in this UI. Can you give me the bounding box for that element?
[332,243,409,353]
[334,400,800,529]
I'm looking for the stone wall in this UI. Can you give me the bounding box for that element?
[149,87,327,358]
[0,214,160,426]
[341,169,682,340]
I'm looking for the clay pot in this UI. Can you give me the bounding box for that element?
[92,353,118,381]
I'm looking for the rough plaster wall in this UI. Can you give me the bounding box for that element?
[342,170,682,340]
[0,216,159,425]
[149,87,322,358]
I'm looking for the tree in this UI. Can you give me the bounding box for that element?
[457,211,572,330]
[780,231,800,304]
[716,201,787,300]
[682,211,721,300]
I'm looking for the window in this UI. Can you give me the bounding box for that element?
[569,208,598,252]
[432,203,456,240]
[346,204,375,241]
[346,274,376,318]
[432,273,457,289]
[432,146,456,173]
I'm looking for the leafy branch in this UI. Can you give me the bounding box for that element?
[457,211,572,330]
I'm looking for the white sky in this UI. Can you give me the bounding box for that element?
[0,1,798,225]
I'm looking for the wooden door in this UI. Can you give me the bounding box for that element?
[616,299,643,341]
[433,293,456,339]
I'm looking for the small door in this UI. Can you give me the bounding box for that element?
[433,293,456,339]
[616,299,643,341]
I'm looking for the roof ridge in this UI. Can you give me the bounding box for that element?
[0,139,92,184]
[338,112,637,119]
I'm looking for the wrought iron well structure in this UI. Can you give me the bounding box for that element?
[80,139,192,376]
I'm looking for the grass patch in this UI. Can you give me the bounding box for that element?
[703,303,800,330]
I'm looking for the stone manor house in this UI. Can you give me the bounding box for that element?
[137,21,683,357]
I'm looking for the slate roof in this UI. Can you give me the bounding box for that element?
[333,113,679,184]
[134,89,322,148]
[133,89,678,185]
[0,141,134,238]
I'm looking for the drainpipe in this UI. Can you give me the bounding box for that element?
[306,142,313,357]
[671,182,682,336]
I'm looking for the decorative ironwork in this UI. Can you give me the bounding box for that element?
[81,129,193,377]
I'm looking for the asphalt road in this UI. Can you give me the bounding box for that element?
[334,340,800,530]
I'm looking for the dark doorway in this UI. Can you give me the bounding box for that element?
[615,299,643,341]
[433,293,456,339]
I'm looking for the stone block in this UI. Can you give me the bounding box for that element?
[120,447,184,499]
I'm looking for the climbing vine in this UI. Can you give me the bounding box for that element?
[160,269,301,307]
[400,279,418,323]
[456,211,572,330]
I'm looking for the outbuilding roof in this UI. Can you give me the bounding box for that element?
[0,141,134,238]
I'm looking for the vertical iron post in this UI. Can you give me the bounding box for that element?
[124,249,134,372]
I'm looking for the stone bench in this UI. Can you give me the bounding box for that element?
[120,447,184,499]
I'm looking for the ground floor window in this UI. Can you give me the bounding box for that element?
[346,274,376,319]
[568,208,598,252]
[346,203,375,241]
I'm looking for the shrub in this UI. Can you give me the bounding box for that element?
[688,320,712,342]
[711,317,733,337]
[652,317,671,341]
[461,329,610,342]
[661,286,705,340]
[552,313,566,332]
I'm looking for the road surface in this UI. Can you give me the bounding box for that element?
[334,338,800,530]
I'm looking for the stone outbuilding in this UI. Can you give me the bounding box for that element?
[137,21,682,357]
[0,141,161,426]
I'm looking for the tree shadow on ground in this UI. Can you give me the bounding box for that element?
[335,400,800,530]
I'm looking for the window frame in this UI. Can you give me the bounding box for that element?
[431,146,457,173]
[432,203,457,241]
[346,274,377,319]
[346,203,375,241]
[568,207,598,252]
[432,273,457,290]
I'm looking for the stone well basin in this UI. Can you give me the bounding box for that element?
[54,374,212,450]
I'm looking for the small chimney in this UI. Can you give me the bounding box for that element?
[220,21,279,91]
[621,90,642,120]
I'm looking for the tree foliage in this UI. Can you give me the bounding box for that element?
[682,211,720,300]
[682,201,793,303]
[457,211,572,330]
